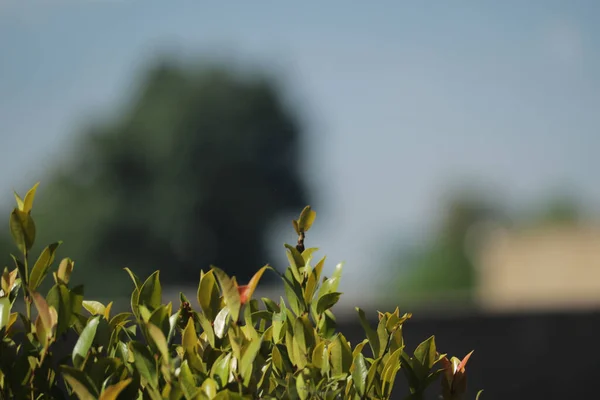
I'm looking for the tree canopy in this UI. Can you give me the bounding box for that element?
[6,60,309,296]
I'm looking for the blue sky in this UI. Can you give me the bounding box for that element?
[1,1,599,290]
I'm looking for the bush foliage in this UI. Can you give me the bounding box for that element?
[0,183,481,399]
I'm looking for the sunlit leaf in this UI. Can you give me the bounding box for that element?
[182,317,197,354]
[57,257,74,284]
[147,323,169,366]
[214,307,231,339]
[198,270,221,321]
[61,365,99,399]
[414,335,436,370]
[297,205,316,232]
[29,242,61,291]
[351,353,368,396]
[72,316,100,368]
[0,297,10,331]
[212,267,241,322]
[99,378,132,400]
[82,300,106,316]
[22,182,40,214]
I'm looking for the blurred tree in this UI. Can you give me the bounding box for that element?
[534,194,581,225]
[13,60,308,295]
[389,190,500,301]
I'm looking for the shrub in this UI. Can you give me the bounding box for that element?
[0,183,482,399]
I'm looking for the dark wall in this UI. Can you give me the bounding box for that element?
[339,308,600,400]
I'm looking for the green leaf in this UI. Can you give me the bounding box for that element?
[352,339,369,359]
[198,270,221,321]
[214,307,231,339]
[46,283,72,336]
[241,337,263,384]
[356,307,380,359]
[10,208,36,254]
[316,291,342,314]
[82,300,106,316]
[351,353,368,396]
[316,263,343,300]
[13,191,24,211]
[130,341,158,389]
[282,269,305,316]
[61,366,99,399]
[11,255,27,289]
[148,303,171,340]
[366,357,382,395]
[167,310,180,344]
[182,317,197,354]
[99,378,132,400]
[212,267,241,322]
[139,271,162,311]
[197,312,215,348]
[318,310,337,339]
[261,297,280,313]
[147,323,169,366]
[476,389,484,400]
[201,378,218,399]
[296,374,309,400]
[31,291,55,333]
[73,316,100,368]
[297,205,316,232]
[29,242,61,291]
[22,182,40,214]
[210,353,232,389]
[177,359,197,398]
[377,315,390,357]
[381,347,403,398]
[123,267,141,289]
[294,315,315,355]
[284,244,305,269]
[414,335,436,370]
[0,297,9,331]
[330,333,352,376]
[57,257,75,284]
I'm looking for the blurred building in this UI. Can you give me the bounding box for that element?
[476,225,600,311]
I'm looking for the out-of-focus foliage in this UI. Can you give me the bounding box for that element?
[389,191,499,300]
[0,185,481,400]
[3,60,308,295]
[388,187,586,301]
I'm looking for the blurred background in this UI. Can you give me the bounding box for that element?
[1,1,599,398]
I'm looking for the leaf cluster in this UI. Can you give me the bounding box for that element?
[0,185,481,400]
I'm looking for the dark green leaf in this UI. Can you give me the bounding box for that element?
[61,366,99,399]
[316,291,342,314]
[46,283,72,336]
[130,341,158,389]
[9,208,35,254]
[356,307,380,359]
[138,271,161,311]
